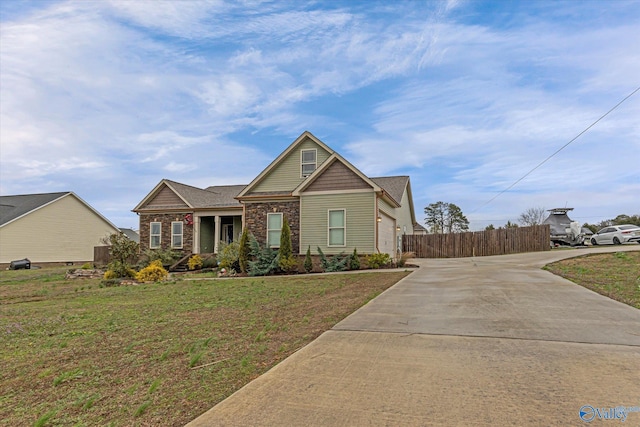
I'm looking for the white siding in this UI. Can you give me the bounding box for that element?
[0,195,120,263]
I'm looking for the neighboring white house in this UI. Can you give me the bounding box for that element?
[0,192,120,264]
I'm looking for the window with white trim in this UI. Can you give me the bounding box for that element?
[150,222,161,249]
[267,213,283,248]
[301,149,317,177]
[171,221,183,249]
[328,209,346,246]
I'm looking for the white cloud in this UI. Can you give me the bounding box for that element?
[1,0,638,230]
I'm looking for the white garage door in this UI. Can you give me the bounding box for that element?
[378,212,396,257]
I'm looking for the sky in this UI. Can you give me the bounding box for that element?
[1,0,639,231]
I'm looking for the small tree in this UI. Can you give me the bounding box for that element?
[349,248,360,270]
[278,217,297,272]
[238,227,250,274]
[304,246,313,273]
[102,232,139,278]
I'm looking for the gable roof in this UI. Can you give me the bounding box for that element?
[1,192,70,226]
[237,131,334,198]
[0,191,119,230]
[292,153,381,196]
[133,179,245,211]
[371,176,410,207]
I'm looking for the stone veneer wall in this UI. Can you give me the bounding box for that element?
[244,201,300,254]
[139,213,194,255]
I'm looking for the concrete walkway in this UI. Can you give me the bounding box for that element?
[187,246,640,426]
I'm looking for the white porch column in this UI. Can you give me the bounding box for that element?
[194,216,201,254]
[213,215,221,254]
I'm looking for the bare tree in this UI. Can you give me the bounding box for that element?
[518,207,546,226]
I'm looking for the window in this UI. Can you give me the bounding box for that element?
[150,222,161,248]
[301,149,317,177]
[171,221,183,248]
[267,213,282,248]
[328,209,346,246]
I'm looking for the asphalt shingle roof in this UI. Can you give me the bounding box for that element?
[371,176,409,206]
[0,192,70,226]
[163,180,245,208]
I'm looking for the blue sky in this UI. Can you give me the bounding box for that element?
[1,0,639,230]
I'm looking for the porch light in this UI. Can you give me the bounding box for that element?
[396,226,401,231]
[377,216,382,222]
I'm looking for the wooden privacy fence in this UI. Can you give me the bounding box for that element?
[403,225,551,258]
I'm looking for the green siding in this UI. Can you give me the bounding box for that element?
[300,192,376,254]
[253,138,331,193]
[378,198,396,218]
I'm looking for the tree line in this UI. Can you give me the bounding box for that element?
[424,202,639,233]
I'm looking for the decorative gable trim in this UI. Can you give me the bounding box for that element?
[133,179,193,211]
[236,131,334,199]
[292,154,381,196]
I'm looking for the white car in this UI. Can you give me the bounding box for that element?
[590,224,640,245]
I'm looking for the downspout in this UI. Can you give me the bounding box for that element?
[375,195,380,254]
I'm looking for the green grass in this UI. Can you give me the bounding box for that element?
[0,266,409,426]
[545,251,640,309]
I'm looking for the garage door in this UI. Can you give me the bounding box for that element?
[378,212,396,257]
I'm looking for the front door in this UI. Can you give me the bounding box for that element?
[222,223,233,244]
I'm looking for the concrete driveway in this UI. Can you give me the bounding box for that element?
[187,246,640,426]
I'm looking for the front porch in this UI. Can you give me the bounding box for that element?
[194,212,243,254]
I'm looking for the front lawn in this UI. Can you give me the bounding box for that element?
[0,267,410,426]
[544,251,640,309]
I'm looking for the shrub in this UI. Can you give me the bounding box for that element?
[81,262,93,270]
[218,241,240,273]
[278,217,296,273]
[103,270,118,280]
[201,255,217,269]
[102,232,139,278]
[397,252,414,267]
[238,228,250,274]
[317,247,348,272]
[304,246,313,273]
[139,248,181,268]
[135,260,168,282]
[367,253,392,269]
[278,255,298,273]
[188,254,203,270]
[349,248,360,270]
[247,235,278,276]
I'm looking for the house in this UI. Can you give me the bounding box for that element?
[133,131,419,258]
[0,192,121,264]
[119,228,140,243]
[133,180,245,255]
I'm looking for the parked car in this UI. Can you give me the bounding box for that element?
[590,224,640,245]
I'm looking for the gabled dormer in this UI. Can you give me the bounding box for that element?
[236,131,333,200]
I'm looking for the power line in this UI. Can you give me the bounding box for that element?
[472,86,640,213]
